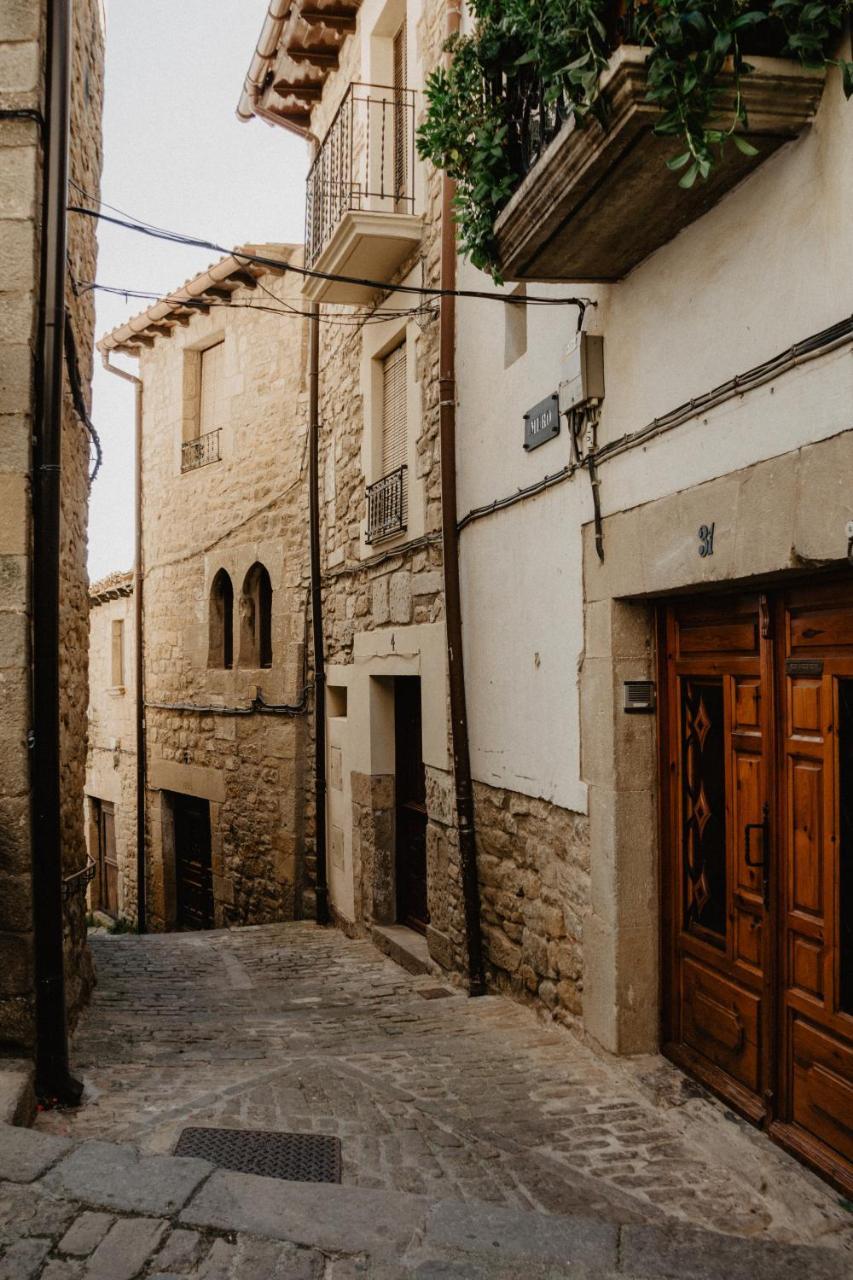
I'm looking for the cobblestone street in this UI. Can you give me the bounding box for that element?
[34,924,851,1256]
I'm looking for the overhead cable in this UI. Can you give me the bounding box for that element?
[67,203,593,314]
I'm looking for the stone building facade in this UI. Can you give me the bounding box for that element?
[240,0,853,1193]
[99,248,312,932]
[85,572,136,924]
[0,0,104,1054]
[240,0,471,973]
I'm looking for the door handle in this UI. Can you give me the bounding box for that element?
[745,801,770,908]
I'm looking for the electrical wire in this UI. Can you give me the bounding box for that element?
[63,314,103,482]
[67,202,594,314]
[146,688,310,717]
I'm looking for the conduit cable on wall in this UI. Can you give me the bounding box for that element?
[456,312,853,534]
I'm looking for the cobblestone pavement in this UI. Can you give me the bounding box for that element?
[36,924,853,1256]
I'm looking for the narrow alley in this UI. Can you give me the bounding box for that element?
[32,926,852,1260]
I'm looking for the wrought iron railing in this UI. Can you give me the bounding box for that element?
[305,82,416,269]
[62,857,96,900]
[501,2,631,182]
[365,465,407,545]
[181,428,221,473]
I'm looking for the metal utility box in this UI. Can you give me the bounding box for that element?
[559,333,605,413]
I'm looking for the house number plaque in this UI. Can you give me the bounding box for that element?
[698,523,715,557]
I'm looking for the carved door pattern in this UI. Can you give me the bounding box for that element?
[661,582,853,1197]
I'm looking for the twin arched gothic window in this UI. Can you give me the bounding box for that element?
[208,562,272,670]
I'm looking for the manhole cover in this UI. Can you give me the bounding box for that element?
[173,1127,341,1183]
[417,987,454,1000]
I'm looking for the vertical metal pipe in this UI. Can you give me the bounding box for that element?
[31,0,82,1102]
[439,0,485,995]
[102,354,146,931]
[308,300,329,925]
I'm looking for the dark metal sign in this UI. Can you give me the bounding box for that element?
[785,659,824,677]
[523,393,560,451]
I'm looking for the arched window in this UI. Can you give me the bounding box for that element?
[239,563,273,669]
[208,569,234,669]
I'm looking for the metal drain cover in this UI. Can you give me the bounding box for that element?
[417,987,454,999]
[174,1127,341,1183]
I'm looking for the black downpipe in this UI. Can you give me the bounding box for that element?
[308,302,329,925]
[31,0,82,1103]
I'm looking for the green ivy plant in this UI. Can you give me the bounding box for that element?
[416,1,853,279]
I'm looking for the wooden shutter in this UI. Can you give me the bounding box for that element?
[111,619,124,688]
[382,343,407,476]
[393,22,407,203]
[199,340,225,435]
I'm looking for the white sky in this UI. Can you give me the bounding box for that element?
[87,0,307,580]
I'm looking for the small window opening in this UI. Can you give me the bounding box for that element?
[328,685,348,718]
[239,563,273,669]
[504,285,527,368]
[209,569,234,669]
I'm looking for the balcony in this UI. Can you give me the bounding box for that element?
[304,83,422,305]
[494,47,826,283]
[365,465,407,545]
[181,428,221,474]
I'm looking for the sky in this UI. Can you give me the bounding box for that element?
[86,1,307,581]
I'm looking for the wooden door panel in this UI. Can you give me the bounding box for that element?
[788,756,824,919]
[682,957,761,1093]
[791,1018,853,1163]
[789,608,853,651]
[789,934,824,1002]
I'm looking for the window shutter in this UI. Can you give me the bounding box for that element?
[393,22,407,203]
[382,343,407,476]
[199,340,225,436]
[111,619,124,688]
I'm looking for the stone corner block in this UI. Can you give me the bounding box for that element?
[0,1121,72,1181]
[181,1169,428,1258]
[44,1140,212,1216]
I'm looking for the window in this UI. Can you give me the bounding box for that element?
[382,342,407,477]
[239,563,273,669]
[111,619,125,689]
[208,569,234,669]
[199,340,226,436]
[392,20,407,207]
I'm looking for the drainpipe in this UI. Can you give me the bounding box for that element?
[31,0,82,1102]
[440,0,485,995]
[101,354,146,933]
[308,300,329,925]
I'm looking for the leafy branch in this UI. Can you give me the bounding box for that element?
[416,1,853,278]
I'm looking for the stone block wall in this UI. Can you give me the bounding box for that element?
[133,257,312,930]
[311,0,470,975]
[86,576,137,922]
[474,781,589,1026]
[0,0,102,1052]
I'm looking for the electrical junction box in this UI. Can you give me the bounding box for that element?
[559,333,605,413]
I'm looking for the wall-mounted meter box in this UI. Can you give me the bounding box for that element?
[559,333,605,413]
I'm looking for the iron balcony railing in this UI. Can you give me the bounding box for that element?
[181,428,221,474]
[305,82,416,269]
[365,465,407,545]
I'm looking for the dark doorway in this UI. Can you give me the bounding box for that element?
[394,676,429,932]
[172,793,214,930]
[95,799,118,917]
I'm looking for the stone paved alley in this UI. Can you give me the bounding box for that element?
[21,923,849,1270]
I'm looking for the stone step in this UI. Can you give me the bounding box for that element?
[371,923,433,975]
[1,1123,849,1279]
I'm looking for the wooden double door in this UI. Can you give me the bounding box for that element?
[661,579,853,1195]
[95,799,118,917]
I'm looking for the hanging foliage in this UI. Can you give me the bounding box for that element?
[416,1,853,279]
